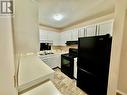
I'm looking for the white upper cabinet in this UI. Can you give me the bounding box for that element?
[98,21,113,36]
[39,20,113,46]
[39,29,60,45]
[39,29,48,41]
[48,31,60,46]
[86,24,97,37]
[60,29,78,46]
[60,31,67,46]
[60,30,72,46]
[78,28,85,38]
[65,30,72,41]
[54,32,60,46]
[71,29,78,41]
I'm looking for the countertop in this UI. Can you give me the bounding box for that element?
[21,81,62,95]
[17,54,54,92]
[39,51,68,56]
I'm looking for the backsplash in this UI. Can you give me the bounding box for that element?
[51,45,78,53]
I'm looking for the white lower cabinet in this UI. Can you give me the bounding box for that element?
[40,54,61,69]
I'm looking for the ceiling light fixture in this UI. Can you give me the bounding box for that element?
[53,14,64,21]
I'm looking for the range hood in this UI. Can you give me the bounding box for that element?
[65,41,78,45]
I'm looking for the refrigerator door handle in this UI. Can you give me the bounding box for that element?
[78,67,96,77]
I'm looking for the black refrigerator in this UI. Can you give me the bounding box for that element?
[77,34,112,95]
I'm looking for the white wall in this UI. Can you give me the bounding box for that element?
[13,0,39,55]
[107,0,127,95]
[13,0,39,87]
[117,12,127,94]
[0,16,17,95]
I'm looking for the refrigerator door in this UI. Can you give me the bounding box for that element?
[78,35,111,77]
[77,67,107,95]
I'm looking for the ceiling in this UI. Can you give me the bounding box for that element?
[38,0,115,29]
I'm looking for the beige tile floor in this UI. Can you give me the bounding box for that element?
[52,68,87,95]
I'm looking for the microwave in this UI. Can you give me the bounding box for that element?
[40,43,52,51]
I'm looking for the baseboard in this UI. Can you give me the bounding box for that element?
[116,90,127,95]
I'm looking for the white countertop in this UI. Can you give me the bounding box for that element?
[17,54,54,92]
[21,81,62,95]
[39,50,68,55]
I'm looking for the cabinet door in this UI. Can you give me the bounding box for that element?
[71,29,78,40]
[53,32,60,46]
[60,32,66,46]
[48,31,60,46]
[78,28,85,38]
[86,25,97,37]
[47,31,54,41]
[40,54,61,69]
[65,30,72,41]
[39,29,48,41]
[98,21,113,36]
[46,57,56,68]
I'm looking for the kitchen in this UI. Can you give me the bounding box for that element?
[0,0,127,95]
[39,19,113,95]
[39,20,113,67]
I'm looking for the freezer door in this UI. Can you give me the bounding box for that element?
[77,67,107,95]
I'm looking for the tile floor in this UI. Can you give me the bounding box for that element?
[52,68,87,95]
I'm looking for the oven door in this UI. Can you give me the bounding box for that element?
[61,54,74,79]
